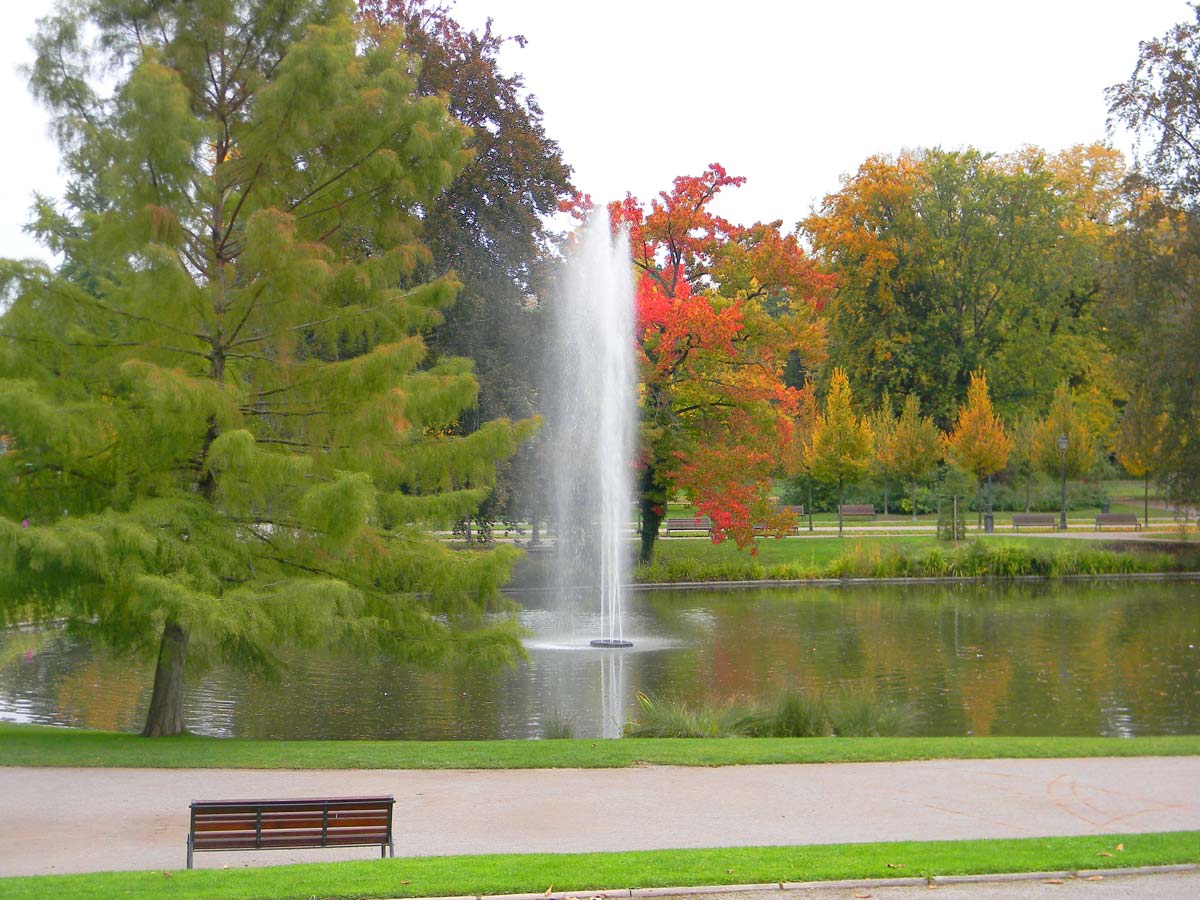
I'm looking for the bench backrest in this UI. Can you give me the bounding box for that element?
[839,505,874,515]
[190,796,394,852]
[666,517,711,529]
[1012,513,1056,524]
[1096,513,1139,524]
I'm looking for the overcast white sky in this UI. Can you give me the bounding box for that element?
[0,0,1191,262]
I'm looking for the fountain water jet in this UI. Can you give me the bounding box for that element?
[548,210,635,649]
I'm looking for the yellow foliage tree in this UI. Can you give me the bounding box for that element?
[944,370,1013,527]
[806,369,873,537]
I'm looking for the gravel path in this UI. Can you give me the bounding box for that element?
[1,756,1198,876]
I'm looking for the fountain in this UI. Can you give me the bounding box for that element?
[548,209,636,649]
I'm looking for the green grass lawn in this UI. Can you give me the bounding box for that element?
[3,723,1198,769]
[1,833,1195,900]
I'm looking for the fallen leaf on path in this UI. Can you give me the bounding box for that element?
[1042,878,1064,885]
[1097,851,1113,857]
[399,881,411,885]
[887,862,905,869]
[1086,876,1104,881]
[159,872,172,879]
[853,893,872,899]
[544,886,553,896]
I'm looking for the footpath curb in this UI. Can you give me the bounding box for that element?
[436,864,1200,900]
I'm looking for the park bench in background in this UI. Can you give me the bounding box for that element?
[1012,513,1057,531]
[838,504,876,519]
[1095,513,1142,531]
[187,796,394,869]
[665,516,712,536]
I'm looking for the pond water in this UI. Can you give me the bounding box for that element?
[2,579,1198,740]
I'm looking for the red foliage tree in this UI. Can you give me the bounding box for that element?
[601,165,830,561]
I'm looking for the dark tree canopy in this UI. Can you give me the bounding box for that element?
[360,0,574,425]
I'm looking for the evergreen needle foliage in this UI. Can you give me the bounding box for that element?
[0,0,534,736]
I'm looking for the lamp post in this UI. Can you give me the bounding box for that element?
[1057,433,1068,531]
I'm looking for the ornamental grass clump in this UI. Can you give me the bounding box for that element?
[625,692,746,738]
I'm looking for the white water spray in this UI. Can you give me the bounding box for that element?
[549,210,635,647]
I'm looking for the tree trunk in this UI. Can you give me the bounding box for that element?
[637,461,662,565]
[912,480,918,522]
[837,477,844,538]
[976,481,983,529]
[807,477,814,532]
[882,477,889,516]
[1144,474,1149,529]
[142,619,190,737]
[1024,473,1032,512]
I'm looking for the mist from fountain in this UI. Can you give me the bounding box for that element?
[548,209,636,649]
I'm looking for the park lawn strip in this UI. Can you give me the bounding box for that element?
[2,724,1199,769]
[636,535,1198,583]
[0,832,1195,900]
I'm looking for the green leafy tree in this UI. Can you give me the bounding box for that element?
[0,0,531,736]
[1005,410,1039,513]
[870,392,898,515]
[943,370,1012,525]
[1031,382,1095,482]
[805,369,873,537]
[804,146,1122,426]
[891,394,942,521]
[1115,391,1167,527]
[1107,8,1200,504]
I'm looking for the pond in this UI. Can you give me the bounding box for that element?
[1,579,1198,740]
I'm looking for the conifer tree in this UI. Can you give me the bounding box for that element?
[806,369,873,537]
[0,0,532,736]
[891,394,942,521]
[943,370,1012,526]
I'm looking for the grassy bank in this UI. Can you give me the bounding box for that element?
[634,536,1200,583]
[3,723,1199,769]
[1,833,1195,900]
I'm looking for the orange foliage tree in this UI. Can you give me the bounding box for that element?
[603,164,830,562]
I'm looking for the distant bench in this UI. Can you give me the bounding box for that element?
[754,505,806,535]
[1095,513,1142,531]
[665,516,712,536]
[1012,513,1057,531]
[187,796,394,869]
[838,504,876,519]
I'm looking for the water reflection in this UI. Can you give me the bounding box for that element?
[1,580,1197,739]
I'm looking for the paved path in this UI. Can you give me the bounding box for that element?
[1,757,1198,877]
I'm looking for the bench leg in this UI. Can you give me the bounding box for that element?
[187,835,193,870]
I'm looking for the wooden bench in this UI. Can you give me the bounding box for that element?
[665,516,712,536]
[1095,513,1142,531]
[838,504,875,519]
[753,505,806,535]
[1012,513,1057,531]
[187,795,395,869]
